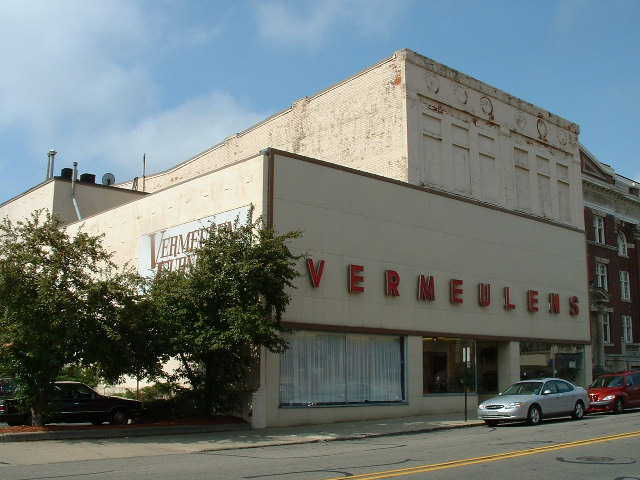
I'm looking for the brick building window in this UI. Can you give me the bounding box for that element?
[596,263,608,290]
[620,271,631,301]
[622,315,633,344]
[593,215,605,244]
[618,232,628,256]
[601,313,611,344]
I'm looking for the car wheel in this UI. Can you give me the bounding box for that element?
[484,420,499,427]
[110,409,129,426]
[572,401,585,420]
[91,419,104,426]
[527,405,542,426]
[614,397,624,414]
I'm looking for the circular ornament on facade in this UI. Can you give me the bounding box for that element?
[480,96,493,115]
[558,130,568,146]
[454,86,468,104]
[424,71,440,94]
[515,112,527,130]
[537,118,548,139]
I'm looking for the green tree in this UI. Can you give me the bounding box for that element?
[0,210,164,425]
[150,210,301,415]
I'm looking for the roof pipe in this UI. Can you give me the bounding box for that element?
[71,162,82,221]
[46,149,57,180]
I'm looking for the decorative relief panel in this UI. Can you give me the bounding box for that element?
[536,118,548,140]
[454,85,468,105]
[480,96,493,116]
[424,71,440,94]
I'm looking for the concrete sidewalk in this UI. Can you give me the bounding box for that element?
[0,413,484,446]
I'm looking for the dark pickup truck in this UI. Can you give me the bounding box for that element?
[0,380,142,426]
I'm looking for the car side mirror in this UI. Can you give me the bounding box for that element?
[542,389,552,395]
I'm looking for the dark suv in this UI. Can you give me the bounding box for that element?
[588,370,640,414]
[0,381,142,426]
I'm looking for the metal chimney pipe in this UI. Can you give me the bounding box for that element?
[71,161,82,221]
[46,149,57,180]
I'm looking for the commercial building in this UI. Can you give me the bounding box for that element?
[0,50,590,427]
[581,146,640,373]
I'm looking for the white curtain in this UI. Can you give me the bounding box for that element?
[280,331,404,405]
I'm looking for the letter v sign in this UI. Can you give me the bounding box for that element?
[306,259,325,288]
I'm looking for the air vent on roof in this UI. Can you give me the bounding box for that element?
[79,173,96,184]
[60,168,73,180]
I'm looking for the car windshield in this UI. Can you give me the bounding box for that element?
[502,382,543,395]
[592,375,624,388]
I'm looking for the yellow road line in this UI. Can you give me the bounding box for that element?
[325,430,640,480]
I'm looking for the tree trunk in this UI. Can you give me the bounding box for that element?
[178,353,198,388]
[202,357,215,417]
[30,391,48,426]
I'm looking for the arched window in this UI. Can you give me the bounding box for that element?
[618,232,628,257]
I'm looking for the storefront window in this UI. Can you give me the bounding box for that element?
[423,337,475,394]
[476,341,499,394]
[519,342,585,385]
[280,331,405,406]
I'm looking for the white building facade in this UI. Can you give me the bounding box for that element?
[0,50,590,427]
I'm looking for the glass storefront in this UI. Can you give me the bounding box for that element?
[280,331,405,406]
[476,341,499,394]
[519,342,585,385]
[422,337,475,394]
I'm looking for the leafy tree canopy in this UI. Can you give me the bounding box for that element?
[150,210,301,414]
[0,210,164,425]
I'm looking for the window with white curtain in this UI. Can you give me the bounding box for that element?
[618,233,628,256]
[593,215,605,244]
[279,331,405,406]
[620,271,631,301]
[596,263,608,290]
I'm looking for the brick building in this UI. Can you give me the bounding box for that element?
[581,145,640,373]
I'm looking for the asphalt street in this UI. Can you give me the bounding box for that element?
[1,411,640,480]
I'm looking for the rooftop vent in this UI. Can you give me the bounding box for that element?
[79,173,96,184]
[60,168,73,180]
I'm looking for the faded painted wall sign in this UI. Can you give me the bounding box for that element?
[137,205,250,277]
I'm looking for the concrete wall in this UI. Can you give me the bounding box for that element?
[65,154,266,269]
[52,181,147,225]
[116,49,583,235]
[256,151,589,427]
[0,179,147,226]
[118,53,407,192]
[403,50,583,230]
[275,153,588,340]
[0,180,55,223]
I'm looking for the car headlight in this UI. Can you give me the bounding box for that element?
[603,394,615,401]
[505,402,522,409]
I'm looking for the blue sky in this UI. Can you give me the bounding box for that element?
[1,0,638,202]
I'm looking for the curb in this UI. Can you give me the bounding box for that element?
[0,419,484,445]
[194,421,486,452]
[0,423,249,443]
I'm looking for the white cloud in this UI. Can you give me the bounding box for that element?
[254,0,409,47]
[0,1,262,193]
[62,92,264,181]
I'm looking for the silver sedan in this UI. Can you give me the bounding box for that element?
[477,378,590,426]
